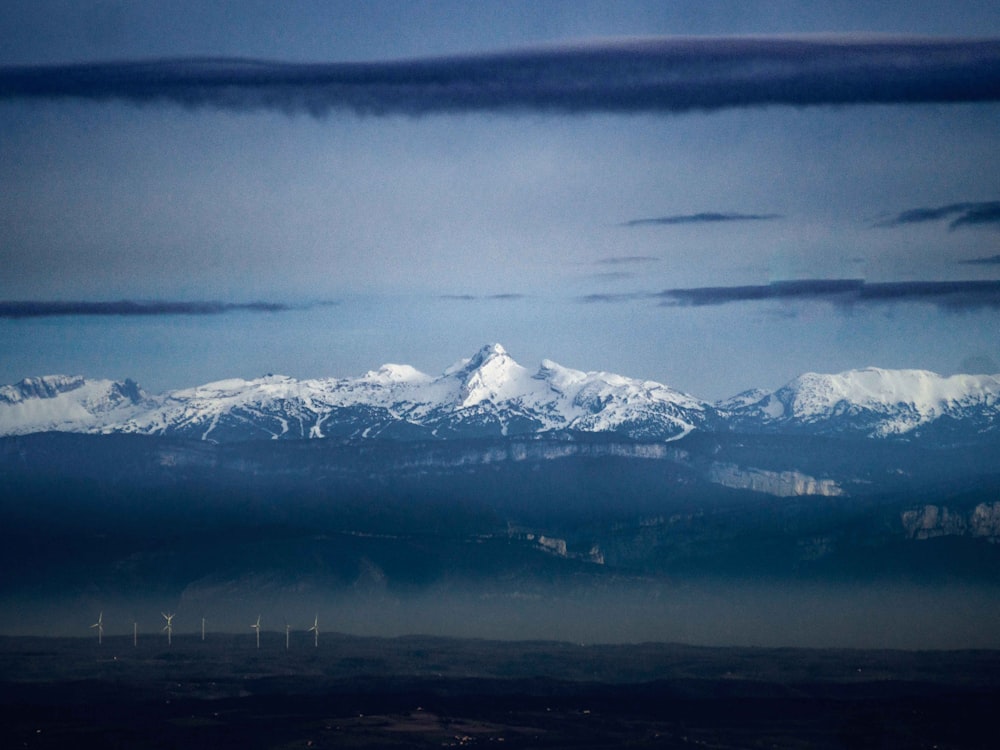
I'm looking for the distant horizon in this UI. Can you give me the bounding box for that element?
[5,339,1000,404]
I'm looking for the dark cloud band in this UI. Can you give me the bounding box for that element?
[877,201,1000,229]
[959,254,1000,265]
[0,300,296,318]
[2,35,999,116]
[621,212,781,227]
[657,279,1000,310]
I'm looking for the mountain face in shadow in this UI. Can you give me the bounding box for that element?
[2,431,998,632]
[4,348,999,645]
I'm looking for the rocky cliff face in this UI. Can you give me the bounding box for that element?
[901,502,1000,541]
[706,462,844,497]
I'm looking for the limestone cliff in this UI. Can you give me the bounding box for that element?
[901,502,1000,542]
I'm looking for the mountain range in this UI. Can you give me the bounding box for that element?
[3,344,1000,628]
[2,343,999,444]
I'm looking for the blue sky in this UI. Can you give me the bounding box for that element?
[1,2,999,400]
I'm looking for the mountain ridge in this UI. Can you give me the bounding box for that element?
[2,343,999,444]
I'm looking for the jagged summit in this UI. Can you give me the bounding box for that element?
[444,342,510,375]
[1,374,93,403]
[451,344,533,409]
[2,347,999,443]
[470,341,510,365]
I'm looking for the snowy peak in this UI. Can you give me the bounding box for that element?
[0,375,148,436]
[361,363,432,384]
[441,347,710,439]
[0,374,87,404]
[3,349,999,444]
[444,344,520,382]
[715,388,771,411]
[0,345,711,443]
[451,344,535,408]
[443,343,509,376]
[466,342,511,370]
[783,368,1000,419]
[724,367,1000,438]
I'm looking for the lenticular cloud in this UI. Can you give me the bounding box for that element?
[1,35,999,117]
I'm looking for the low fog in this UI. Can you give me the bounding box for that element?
[4,578,1000,651]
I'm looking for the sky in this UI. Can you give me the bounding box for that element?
[1,1,999,401]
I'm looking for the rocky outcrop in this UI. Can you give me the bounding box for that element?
[707,462,844,497]
[901,502,1000,542]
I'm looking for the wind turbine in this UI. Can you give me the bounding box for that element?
[308,614,319,648]
[133,620,138,647]
[90,612,104,645]
[162,612,174,645]
[251,615,261,649]
[201,616,206,642]
[285,622,291,650]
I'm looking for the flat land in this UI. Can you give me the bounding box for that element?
[1,634,998,748]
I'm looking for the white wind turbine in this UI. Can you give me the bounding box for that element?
[285,622,291,650]
[251,615,261,649]
[201,617,206,642]
[90,612,104,645]
[162,612,175,645]
[308,614,319,648]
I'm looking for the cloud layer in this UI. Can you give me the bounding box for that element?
[579,280,1000,310]
[2,35,999,116]
[0,300,296,319]
[657,280,1000,310]
[439,294,526,301]
[595,256,660,265]
[621,212,781,227]
[960,254,1000,265]
[877,201,1000,229]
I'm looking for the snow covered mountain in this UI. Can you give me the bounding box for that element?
[719,367,1000,439]
[2,346,999,443]
[0,344,710,442]
[0,374,147,435]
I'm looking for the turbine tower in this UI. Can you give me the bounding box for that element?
[162,612,175,645]
[133,620,138,647]
[90,612,104,645]
[285,622,291,650]
[251,615,261,649]
[308,614,319,648]
[201,616,206,642]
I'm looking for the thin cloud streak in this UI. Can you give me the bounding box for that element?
[876,200,1000,229]
[0,300,304,319]
[2,36,999,116]
[589,272,638,283]
[578,292,657,304]
[595,255,660,265]
[439,294,526,301]
[621,212,782,227]
[657,279,1000,310]
[959,254,1000,265]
